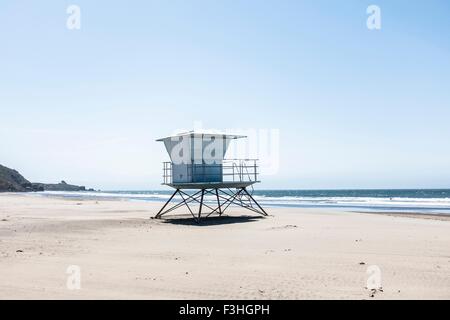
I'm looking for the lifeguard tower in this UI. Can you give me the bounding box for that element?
[154,130,267,222]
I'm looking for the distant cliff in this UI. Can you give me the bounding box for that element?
[0,164,92,192]
[31,181,88,192]
[0,164,36,192]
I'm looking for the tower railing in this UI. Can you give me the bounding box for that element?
[162,159,259,185]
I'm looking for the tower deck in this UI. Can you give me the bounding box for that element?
[163,181,258,190]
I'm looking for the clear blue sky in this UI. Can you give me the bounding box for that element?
[1,1,449,190]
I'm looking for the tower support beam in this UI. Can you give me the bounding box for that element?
[153,187,268,223]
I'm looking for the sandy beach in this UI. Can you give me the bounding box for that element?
[0,193,449,300]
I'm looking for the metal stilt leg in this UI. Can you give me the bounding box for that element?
[215,189,222,216]
[198,189,205,221]
[154,187,267,221]
[154,189,178,219]
[242,188,268,216]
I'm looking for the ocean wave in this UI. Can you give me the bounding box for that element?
[250,195,450,207]
[35,190,450,210]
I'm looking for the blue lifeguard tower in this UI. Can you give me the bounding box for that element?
[154,130,267,222]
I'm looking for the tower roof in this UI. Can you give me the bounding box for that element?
[156,130,246,141]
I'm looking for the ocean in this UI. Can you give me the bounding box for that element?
[37,189,450,215]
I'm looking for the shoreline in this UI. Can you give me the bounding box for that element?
[359,211,450,221]
[8,191,450,221]
[0,193,449,299]
[5,189,450,220]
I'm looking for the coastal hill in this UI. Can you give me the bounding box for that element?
[0,164,91,192]
[0,164,35,192]
[32,181,90,192]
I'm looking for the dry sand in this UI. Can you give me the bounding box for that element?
[0,193,449,300]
